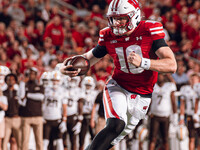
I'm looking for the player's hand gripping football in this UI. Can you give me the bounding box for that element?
[127,51,142,67]
[60,57,80,77]
[60,56,90,77]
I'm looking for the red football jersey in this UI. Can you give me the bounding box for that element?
[98,20,165,95]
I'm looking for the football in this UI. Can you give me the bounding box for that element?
[65,55,90,76]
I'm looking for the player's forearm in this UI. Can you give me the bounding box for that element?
[83,50,101,67]
[78,99,84,115]
[0,102,8,111]
[180,100,185,115]
[194,98,199,114]
[62,104,67,121]
[149,58,177,73]
[171,91,177,113]
[27,93,44,101]
[91,104,97,120]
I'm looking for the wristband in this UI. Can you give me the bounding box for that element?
[180,114,184,120]
[140,58,151,70]
[173,113,178,118]
[62,116,67,121]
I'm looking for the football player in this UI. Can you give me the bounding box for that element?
[79,76,98,150]
[43,71,67,150]
[179,73,200,150]
[63,76,82,150]
[191,74,200,149]
[19,67,44,150]
[149,73,177,150]
[60,0,177,149]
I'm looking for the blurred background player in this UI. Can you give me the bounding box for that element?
[179,73,200,150]
[148,73,177,150]
[19,67,44,150]
[2,73,21,150]
[63,76,82,150]
[79,76,98,150]
[190,73,200,150]
[43,71,67,150]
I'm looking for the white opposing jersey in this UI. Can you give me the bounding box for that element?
[43,87,67,120]
[150,82,177,117]
[193,83,200,115]
[80,89,98,114]
[66,87,82,116]
[194,83,200,97]
[180,85,198,116]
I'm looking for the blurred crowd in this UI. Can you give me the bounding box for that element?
[0,0,200,149]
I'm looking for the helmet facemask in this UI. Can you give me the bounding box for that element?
[84,83,95,94]
[107,12,135,36]
[42,79,50,88]
[81,76,95,93]
[52,79,61,89]
[40,71,52,88]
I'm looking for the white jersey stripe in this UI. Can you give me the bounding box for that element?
[151,31,164,35]
[149,27,163,31]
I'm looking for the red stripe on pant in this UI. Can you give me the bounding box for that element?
[104,86,120,119]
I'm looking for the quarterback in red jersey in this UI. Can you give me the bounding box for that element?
[60,0,177,149]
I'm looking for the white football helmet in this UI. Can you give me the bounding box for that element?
[51,71,62,88]
[0,66,10,84]
[40,71,52,87]
[176,125,188,141]
[81,76,96,93]
[135,125,148,142]
[54,63,62,71]
[107,0,141,36]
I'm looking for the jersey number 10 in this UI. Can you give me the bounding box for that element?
[115,45,144,74]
